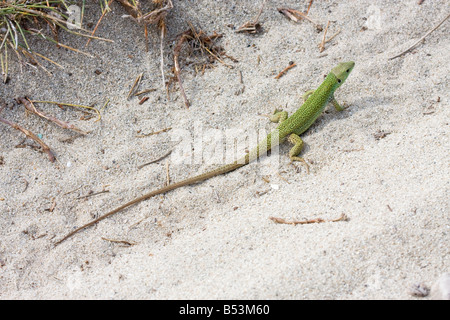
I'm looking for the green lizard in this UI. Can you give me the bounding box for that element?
[56,61,355,245]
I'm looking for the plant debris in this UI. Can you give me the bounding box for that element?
[17,97,88,135]
[236,1,265,34]
[270,213,348,225]
[0,1,112,76]
[274,61,296,79]
[172,23,236,108]
[116,0,173,88]
[278,6,322,31]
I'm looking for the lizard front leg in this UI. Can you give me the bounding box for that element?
[305,90,348,112]
[287,133,310,174]
[330,94,348,111]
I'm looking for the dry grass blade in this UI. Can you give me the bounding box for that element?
[0,1,113,76]
[278,7,322,31]
[236,0,265,34]
[127,72,144,99]
[85,0,114,48]
[115,0,173,88]
[388,12,450,60]
[31,100,102,122]
[17,97,88,135]
[172,23,235,108]
[0,105,56,162]
[270,213,348,225]
[173,29,192,108]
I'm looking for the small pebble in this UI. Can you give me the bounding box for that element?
[408,283,430,297]
[67,161,72,168]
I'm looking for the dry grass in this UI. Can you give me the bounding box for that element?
[0,0,112,79]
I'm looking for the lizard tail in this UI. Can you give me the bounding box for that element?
[55,132,274,245]
[55,162,246,245]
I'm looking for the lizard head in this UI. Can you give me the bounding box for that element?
[331,61,355,88]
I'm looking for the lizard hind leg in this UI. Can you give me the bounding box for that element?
[287,133,310,174]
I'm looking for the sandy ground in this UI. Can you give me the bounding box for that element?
[0,0,449,299]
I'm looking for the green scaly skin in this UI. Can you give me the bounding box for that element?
[56,61,355,245]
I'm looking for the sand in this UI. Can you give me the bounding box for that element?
[0,0,448,299]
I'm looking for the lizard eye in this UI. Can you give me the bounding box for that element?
[346,69,350,73]
[337,79,342,83]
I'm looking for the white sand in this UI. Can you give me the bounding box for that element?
[0,0,448,299]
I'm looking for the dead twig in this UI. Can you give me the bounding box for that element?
[306,0,314,14]
[17,97,88,135]
[173,30,192,108]
[136,127,172,138]
[30,100,101,122]
[269,213,348,225]
[76,188,110,200]
[165,159,170,186]
[172,23,234,107]
[318,21,341,53]
[101,237,137,246]
[236,0,265,34]
[45,197,57,212]
[115,0,173,89]
[274,61,296,79]
[0,116,55,162]
[388,12,450,60]
[137,149,173,170]
[127,72,144,99]
[85,0,114,48]
[138,96,149,105]
[277,7,322,31]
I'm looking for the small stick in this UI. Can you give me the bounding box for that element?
[31,100,101,122]
[269,213,348,225]
[1,47,8,83]
[21,50,52,76]
[32,51,63,69]
[0,116,56,162]
[134,88,157,96]
[276,172,290,184]
[306,0,314,14]
[139,96,149,105]
[45,198,57,212]
[85,0,113,48]
[64,185,83,195]
[76,189,110,200]
[236,0,265,34]
[128,72,144,99]
[101,237,137,246]
[165,159,170,186]
[137,149,174,170]
[136,127,172,138]
[160,21,166,89]
[318,20,330,52]
[278,7,322,30]
[18,98,88,135]
[319,29,341,53]
[389,12,450,60]
[96,98,110,122]
[187,21,232,68]
[274,61,296,79]
[173,30,191,108]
